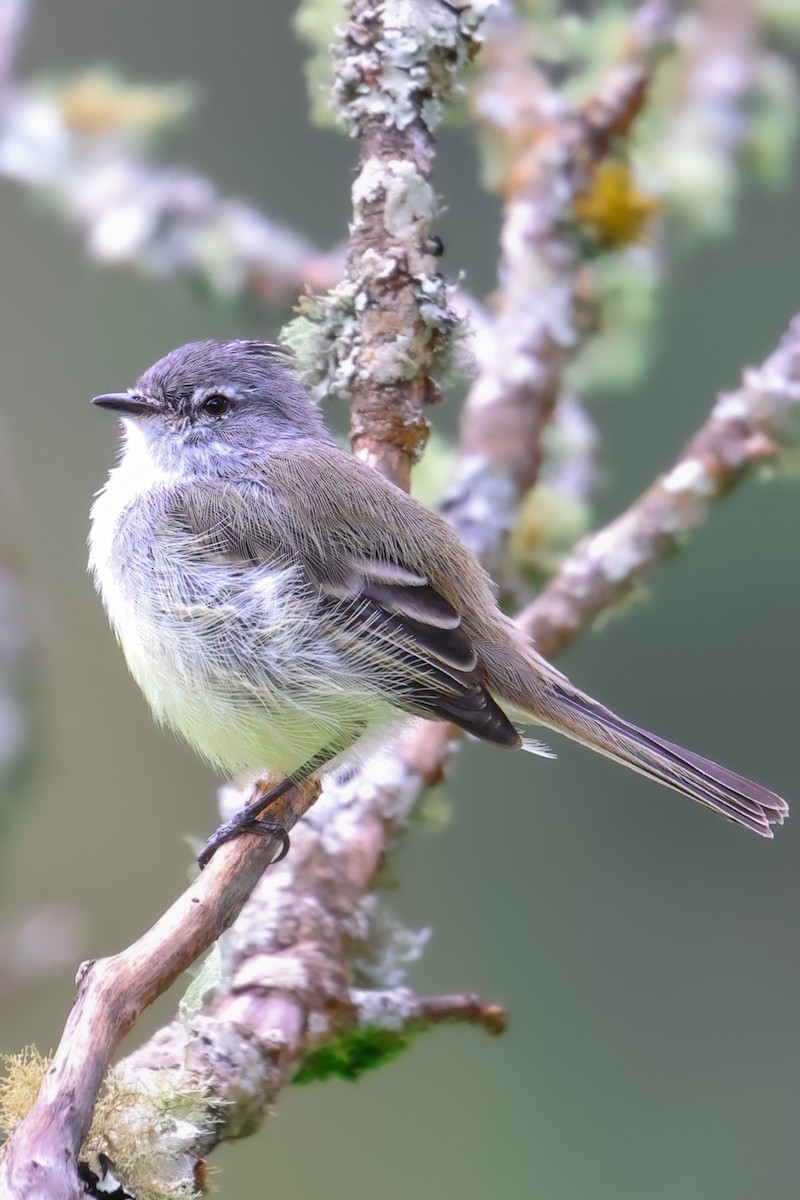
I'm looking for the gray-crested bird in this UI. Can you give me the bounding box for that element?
[89,340,788,864]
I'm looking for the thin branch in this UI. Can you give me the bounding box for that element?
[655,0,759,234]
[0,25,343,305]
[518,313,800,656]
[441,0,682,575]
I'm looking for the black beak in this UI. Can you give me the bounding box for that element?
[92,392,153,416]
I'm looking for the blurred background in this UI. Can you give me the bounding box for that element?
[1,2,800,1198]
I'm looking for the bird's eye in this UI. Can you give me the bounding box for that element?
[201,394,230,417]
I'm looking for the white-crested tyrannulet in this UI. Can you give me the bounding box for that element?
[89,340,788,863]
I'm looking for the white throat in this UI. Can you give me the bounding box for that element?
[88,420,182,581]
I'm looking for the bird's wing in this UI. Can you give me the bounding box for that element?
[169,471,520,748]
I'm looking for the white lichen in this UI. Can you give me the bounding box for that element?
[232,952,310,993]
[583,520,647,584]
[349,897,431,990]
[333,1,491,135]
[281,281,362,401]
[662,458,715,496]
[351,986,419,1030]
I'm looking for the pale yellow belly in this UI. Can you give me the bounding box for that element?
[118,599,397,781]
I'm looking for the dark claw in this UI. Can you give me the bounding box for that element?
[196,743,343,870]
[251,818,291,863]
[197,813,291,869]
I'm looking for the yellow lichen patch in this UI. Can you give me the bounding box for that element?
[0,1046,51,1138]
[0,1047,213,1199]
[84,1068,213,1200]
[57,70,194,138]
[510,483,591,578]
[574,160,658,249]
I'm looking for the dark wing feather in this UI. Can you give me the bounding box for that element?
[317,566,520,747]
[172,482,520,749]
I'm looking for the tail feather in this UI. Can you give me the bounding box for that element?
[532,684,788,838]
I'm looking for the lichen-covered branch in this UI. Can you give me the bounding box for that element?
[338,0,484,484]
[518,312,800,657]
[441,0,681,576]
[287,0,490,489]
[0,80,343,303]
[0,35,342,305]
[0,726,505,1198]
[0,782,318,1200]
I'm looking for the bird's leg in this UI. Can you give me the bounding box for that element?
[198,775,296,870]
[197,744,341,869]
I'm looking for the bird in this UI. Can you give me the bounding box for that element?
[88,339,788,863]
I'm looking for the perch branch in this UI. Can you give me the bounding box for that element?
[0,783,318,1200]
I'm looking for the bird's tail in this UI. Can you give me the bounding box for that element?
[512,670,788,838]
